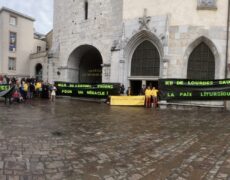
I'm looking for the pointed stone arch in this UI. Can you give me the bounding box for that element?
[131,40,160,76]
[124,30,164,60]
[183,36,220,79]
[124,30,164,79]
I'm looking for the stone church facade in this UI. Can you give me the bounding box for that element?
[51,0,230,107]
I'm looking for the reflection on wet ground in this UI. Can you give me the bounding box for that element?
[0,98,230,179]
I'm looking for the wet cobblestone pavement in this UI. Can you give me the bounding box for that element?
[0,98,230,180]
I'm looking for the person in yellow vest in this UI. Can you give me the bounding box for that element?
[145,86,151,108]
[151,86,159,108]
[23,82,28,99]
[35,81,42,97]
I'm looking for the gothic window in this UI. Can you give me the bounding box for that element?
[187,42,215,80]
[84,1,88,20]
[197,0,217,10]
[131,41,160,76]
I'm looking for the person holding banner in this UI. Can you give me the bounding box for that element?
[151,86,159,108]
[126,87,132,96]
[120,84,125,95]
[139,85,146,95]
[145,86,151,108]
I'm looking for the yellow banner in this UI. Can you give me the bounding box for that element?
[110,96,145,106]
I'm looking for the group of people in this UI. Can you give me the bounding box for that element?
[0,75,17,85]
[0,75,57,103]
[120,84,159,108]
[144,86,159,108]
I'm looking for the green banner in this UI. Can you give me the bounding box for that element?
[55,82,120,99]
[159,79,230,100]
[0,84,10,92]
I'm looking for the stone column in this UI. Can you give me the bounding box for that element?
[119,59,125,84]
[162,58,169,78]
[159,58,169,109]
[47,53,54,83]
[101,63,111,83]
[47,52,60,84]
[226,64,230,110]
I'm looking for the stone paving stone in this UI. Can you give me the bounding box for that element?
[45,161,64,169]
[7,176,19,180]
[128,174,142,180]
[5,162,26,170]
[30,162,44,172]
[217,173,228,178]
[31,176,45,180]
[3,157,16,162]
[104,177,115,180]
[0,162,3,169]
[19,176,32,180]
[45,172,65,180]
[3,170,13,175]
[0,175,6,180]
[13,170,28,176]
[43,168,58,174]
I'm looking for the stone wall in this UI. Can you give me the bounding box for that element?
[0,9,34,78]
[29,53,48,81]
[52,0,229,107]
[123,0,228,27]
[167,25,226,79]
[52,0,123,83]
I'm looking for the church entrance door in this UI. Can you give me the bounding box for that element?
[67,45,103,83]
[79,48,102,83]
[146,80,158,89]
[130,80,142,95]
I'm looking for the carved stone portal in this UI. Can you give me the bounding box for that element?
[139,9,151,30]
[197,0,217,10]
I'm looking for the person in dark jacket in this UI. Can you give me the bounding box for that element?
[29,83,35,98]
[126,87,132,96]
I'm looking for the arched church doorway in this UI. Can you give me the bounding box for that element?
[130,40,160,95]
[35,63,43,81]
[68,45,103,83]
[187,42,215,80]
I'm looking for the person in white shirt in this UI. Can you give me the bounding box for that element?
[51,85,57,102]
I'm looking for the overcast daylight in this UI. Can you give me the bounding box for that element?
[0,0,53,34]
[2,0,230,179]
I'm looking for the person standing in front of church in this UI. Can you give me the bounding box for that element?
[51,84,57,102]
[126,87,132,96]
[151,86,159,108]
[145,86,151,108]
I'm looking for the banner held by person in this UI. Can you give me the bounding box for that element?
[110,96,145,106]
[159,79,230,100]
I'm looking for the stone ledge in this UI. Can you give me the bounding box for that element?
[57,96,106,103]
[197,6,217,10]
[197,0,217,10]
[158,101,225,111]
